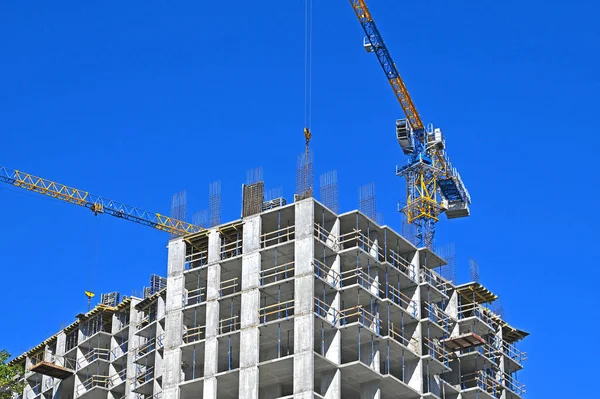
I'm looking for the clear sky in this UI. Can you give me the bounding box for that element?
[0,1,597,397]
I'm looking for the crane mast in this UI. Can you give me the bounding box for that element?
[0,166,204,236]
[349,0,471,247]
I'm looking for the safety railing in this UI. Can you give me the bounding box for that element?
[500,370,526,396]
[339,305,380,334]
[314,223,338,247]
[29,352,45,368]
[389,322,419,354]
[462,337,498,361]
[461,371,502,398]
[423,302,454,332]
[114,313,130,332]
[134,339,156,360]
[110,341,128,361]
[338,229,384,262]
[220,277,240,296]
[261,261,295,285]
[134,367,154,388]
[259,299,295,324]
[185,247,208,271]
[109,368,127,387]
[219,315,240,334]
[260,225,295,248]
[386,249,417,281]
[77,348,110,370]
[134,393,162,399]
[182,325,206,344]
[76,375,109,397]
[30,383,41,397]
[43,378,53,392]
[457,302,495,327]
[184,287,205,307]
[314,297,341,324]
[383,285,417,317]
[422,337,450,366]
[501,341,527,364]
[420,267,452,296]
[340,267,381,294]
[313,259,340,287]
[221,237,242,259]
[136,311,159,330]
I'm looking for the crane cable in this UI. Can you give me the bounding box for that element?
[303,0,313,153]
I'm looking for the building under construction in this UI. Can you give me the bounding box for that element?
[5,0,528,397]
[10,196,528,399]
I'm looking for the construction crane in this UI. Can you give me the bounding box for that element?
[349,0,471,247]
[0,165,204,236]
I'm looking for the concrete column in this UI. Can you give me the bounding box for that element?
[126,299,142,398]
[368,260,380,297]
[204,229,223,399]
[239,215,261,399]
[52,332,67,399]
[446,291,460,337]
[369,232,380,260]
[408,250,423,394]
[293,199,315,398]
[496,326,507,398]
[323,237,341,399]
[321,369,341,399]
[359,338,380,372]
[163,238,186,399]
[360,380,381,399]
[328,218,340,251]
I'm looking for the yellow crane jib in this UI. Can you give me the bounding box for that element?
[0,166,204,236]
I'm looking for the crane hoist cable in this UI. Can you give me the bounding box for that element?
[303,0,313,152]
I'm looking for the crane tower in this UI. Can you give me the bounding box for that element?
[349,0,471,247]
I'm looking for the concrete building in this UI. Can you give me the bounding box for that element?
[10,198,528,399]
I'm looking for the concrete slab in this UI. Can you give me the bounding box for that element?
[457,351,497,375]
[421,356,451,376]
[338,361,381,398]
[179,377,204,397]
[380,374,420,399]
[419,282,449,304]
[460,387,495,399]
[458,316,495,338]
[258,355,294,394]
[215,369,240,399]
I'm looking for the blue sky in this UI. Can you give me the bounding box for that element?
[0,1,597,397]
